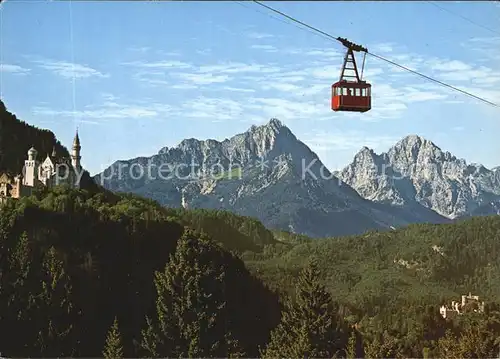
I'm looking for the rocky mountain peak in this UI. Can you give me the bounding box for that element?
[385,135,463,175]
[357,146,373,154]
[178,137,202,149]
[267,117,284,130]
[227,118,304,162]
[398,134,425,147]
[150,119,318,183]
[248,118,290,138]
[338,134,500,219]
[389,135,442,163]
[354,146,377,162]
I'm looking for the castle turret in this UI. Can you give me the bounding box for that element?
[23,146,39,187]
[27,147,37,161]
[71,130,81,170]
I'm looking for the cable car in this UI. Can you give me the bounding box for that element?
[332,38,371,113]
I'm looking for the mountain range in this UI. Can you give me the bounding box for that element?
[94,118,499,238]
[335,135,500,219]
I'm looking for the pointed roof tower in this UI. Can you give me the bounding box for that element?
[71,128,81,170]
[73,128,81,148]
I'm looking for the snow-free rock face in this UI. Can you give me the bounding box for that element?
[337,135,500,219]
[94,120,448,238]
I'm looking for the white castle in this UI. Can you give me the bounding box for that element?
[439,292,485,319]
[0,131,83,204]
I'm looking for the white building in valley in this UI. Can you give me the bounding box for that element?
[440,292,485,319]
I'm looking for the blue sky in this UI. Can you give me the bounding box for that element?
[1,0,499,175]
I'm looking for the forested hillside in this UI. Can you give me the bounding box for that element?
[246,216,500,308]
[0,187,281,357]
[1,186,500,357]
[0,99,96,190]
[0,100,68,175]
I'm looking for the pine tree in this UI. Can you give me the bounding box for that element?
[262,259,344,358]
[103,317,123,359]
[33,246,74,356]
[346,330,357,359]
[141,229,243,358]
[436,329,461,358]
[0,231,34,356]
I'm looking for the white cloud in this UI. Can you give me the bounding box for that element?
[196,49,212,55]
[128,47,151,53]
[125,60,191,87]
[246,97,326,120]
[271,74,306,83]
[221,86,256,93]
[250,44,278,52]
[363,68,384,78]
[175,73,231,85]
[130,69,170,86]
[0,64,30,75]
[400,87,448,102]
[305,130,401,153]
[124,60,191,69]
[262,82,302,92]
[171,83,198,90]
[302,49,342,58]
[107,38,500,125]
[128,60,283,88]
[468,36,500,45]
[35,60,107,79]
[246,32,274,39]
[151,45,478,123]
[180,97,245,122]
[429,59,471,72]
[370,42,395,53]
[467,87,500,104]
[33,101,172,120]
[198,62,281,74]
[155,50,182,57]
[101,93,119,101]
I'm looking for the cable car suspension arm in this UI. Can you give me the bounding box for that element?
[360,52,367,80]
[337,38,367,83]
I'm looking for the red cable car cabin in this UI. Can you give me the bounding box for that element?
[331,37,372,113]
[331,80,371,112]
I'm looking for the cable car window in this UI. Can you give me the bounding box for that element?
[355,88,360,96]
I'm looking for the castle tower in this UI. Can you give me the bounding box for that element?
[23,147,39,187]
[71,130,81,170]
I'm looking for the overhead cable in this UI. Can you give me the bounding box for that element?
[427,1,500,37]
[249,0,499,108]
